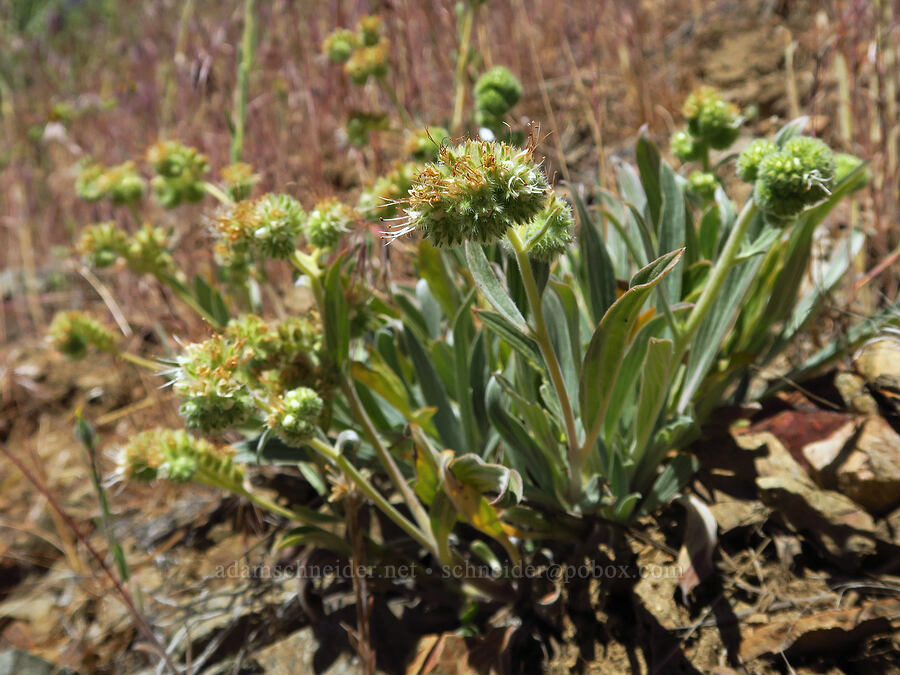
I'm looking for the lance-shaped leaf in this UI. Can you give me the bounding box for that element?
[465,240,527,332]
[580,249,684,437]
[323,256,350,367]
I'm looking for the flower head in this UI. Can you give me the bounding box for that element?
[48,311,117,359]
[474,66,522,129]
[117,428,239,484]
[682,86,741,150]
[671,129,701,163]
[344,42,389,85]
[253,193,306,259]
[75,162,108,202]
[359,162,420,221]
[517,193,575,261]
[147,141,209,208]
[323,28,357,64]
[305,199,355,249]
[77,222,128,268]
[687,171,718,201]
[398,139,550,247]
[357,15,382,47]
[753,136,836,220]
[125,223,176,276]
[104,161,146,205]
[736,139,777,183]
[269,387,323,445]
[173,334,255,432]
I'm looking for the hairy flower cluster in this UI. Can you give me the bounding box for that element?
[404,127,449,162]
[78,222,174,277]
[359,162,420,221]
[474,66,522,130]
[147,140,209,208]
[688,171,718,201]
[670,129,701,163]
[173,334,256,433]
[736,139,777,183]
[269,387,323,446]
[48,311,117,359]
[753,136,836,220]
[117,428,239,484]
[77,222,128,268]
[254,193,307,259]
[224,313,322,388]
[323,28,357,64]
[398,140,550,247]
[221,162,260,202]
[345,42,389,85]
[306,200,355,249]
[682,86,741,150]
[516,193,575,261]
[75,161,145,205]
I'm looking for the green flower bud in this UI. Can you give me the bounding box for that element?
[682,86,741,150]
[405,127,449,162]
[221,162,260,202]
[125,223,175,276]
[399,140,550,247]
[117,428,237,484]
[253,193,306,259]
[105,161,146,205]
[270,387,323,445]
[516,193,575,261]
[77,222,128,268]
[345,42,389,85]
[48,311,117,359]
[671,129,700,163]
[323,28,357,64]
[736,139,777,183]
[173,334,256,432]
[475,66,522,111]
[306,199,355,249]
[753,136,836,220]
[75,162,108,202]
[147,141,209,208]
[359,162,420,221]
[687,171,718,201]
[357,15,381,47]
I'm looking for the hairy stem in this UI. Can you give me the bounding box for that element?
[506,228,581,499]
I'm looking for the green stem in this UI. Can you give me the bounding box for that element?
[506,228,581,499]
[203,181,234,207]
[450,3,475,134]
[231,0,256,163]
[117,351,162,371]
[339,374,434,538]
[308,438,437,556]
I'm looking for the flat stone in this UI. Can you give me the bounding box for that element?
[834,416,900,514]
[250,628,358,675]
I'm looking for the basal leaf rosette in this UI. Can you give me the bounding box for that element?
[397,139,550,247]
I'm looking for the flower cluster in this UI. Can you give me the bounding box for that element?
[671,86,741,162]
[75,161,145,205]
[738,135,836,221]
[125,223,176,276]
[517,193,575,262]
[687,171,718,201]
[173,334,256,433]
[147,140,209,208]
[117,427,240,484]
[474,66,522,130]
[77,221,128,268]
[221,162,260,202]
[268,387,324,445]
[48,311,117,359]
[306,199,355,249]
[324,15,391,86]
[399,139,550,247]
[345,111,389,147]
[224,313,322,389]
[253,193,307,259]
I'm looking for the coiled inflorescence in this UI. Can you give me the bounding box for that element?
[48,311,117,360]
[305,199,355,249]
[147,140,209,208]
[397,139,550,247]
[117,428,241,485]
[517,193,575,262]
[269,387,324,446]
[749,136,836,220]
[682,86,741,150]
[474,66,523,130]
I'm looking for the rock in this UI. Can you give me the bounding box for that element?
[835,372,879,415]
[250,628,358,675]
[854,337,900,393]
[801,418,859,481]
[834,417,900,514]
[756,475,876,569]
